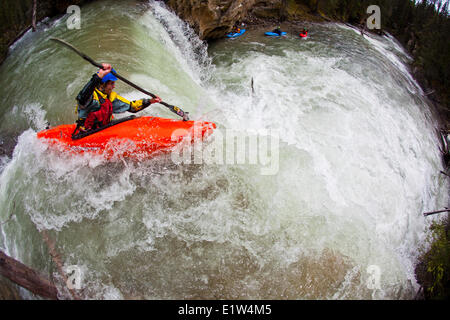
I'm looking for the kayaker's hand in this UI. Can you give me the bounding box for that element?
[182,112,189,121]
[150,96,161,104]
[142,98,151,107]
[98,63,112,79]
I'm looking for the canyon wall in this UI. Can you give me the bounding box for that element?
[164,0,288,39]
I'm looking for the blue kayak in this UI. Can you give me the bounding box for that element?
[226,29,246,38]
[265,31,287,37]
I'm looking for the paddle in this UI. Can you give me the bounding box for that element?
[50,37,189,120]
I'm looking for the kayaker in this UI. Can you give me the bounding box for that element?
[75,63,161,132]
[273,25,283,35]
[232,25,241,34]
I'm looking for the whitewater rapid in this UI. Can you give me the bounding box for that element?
[0,0,447,299]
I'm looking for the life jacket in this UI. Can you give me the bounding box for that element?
[84,90,113,130]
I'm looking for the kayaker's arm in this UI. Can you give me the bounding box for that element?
[111,94,161,114]
[76,73,102,107]
[128,97,162,113]
[127,99,150,113]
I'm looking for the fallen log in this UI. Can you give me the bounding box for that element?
[41,231,81,300]
[0,250,58,300]
[440,170,450,178]
[423,209,450,217]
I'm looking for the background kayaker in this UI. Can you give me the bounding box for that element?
[273,25,283,35]
[75,63,161,132]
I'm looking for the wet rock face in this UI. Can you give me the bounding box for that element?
[165,0,282,39]
[0,0,90,64]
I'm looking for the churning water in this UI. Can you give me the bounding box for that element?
[0,0,447,299]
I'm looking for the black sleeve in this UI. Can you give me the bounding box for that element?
[76,74,102,106]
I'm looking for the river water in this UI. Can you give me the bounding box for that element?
[0,0,447,299]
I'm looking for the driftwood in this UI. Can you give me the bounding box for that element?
[440,170,450,178]
[251,77,255,95]
[423,209,450,216]
[32,0,37,31]
[0,232,81,300]
[0,250,58,300]
[40,231,81,300]
[1,204,80,299]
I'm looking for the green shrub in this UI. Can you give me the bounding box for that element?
[418,216,450,300]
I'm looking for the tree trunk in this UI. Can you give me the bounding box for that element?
[0,250,58,300]
[32,0,37,32]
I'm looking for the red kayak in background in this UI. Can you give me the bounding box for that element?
[37,116,216,160]
[299,31,308,38]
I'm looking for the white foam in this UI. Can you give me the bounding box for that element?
[206,24,447,298]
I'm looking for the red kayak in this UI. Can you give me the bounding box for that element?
[37,116,216,160]
[299,31,308,38]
